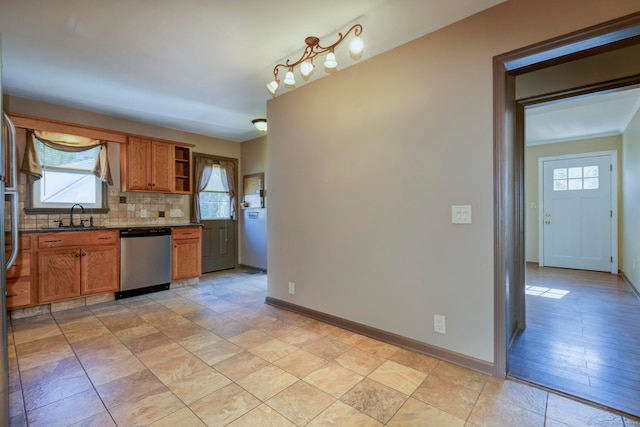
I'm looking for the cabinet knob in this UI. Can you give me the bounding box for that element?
[75,253,81,257]
[82,252,87,256]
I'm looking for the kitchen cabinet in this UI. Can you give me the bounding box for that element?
[121,136,193,194]
[171,227,202,281]
[121,137,172,192]
[6,235,34,309]
[36,230,119,303]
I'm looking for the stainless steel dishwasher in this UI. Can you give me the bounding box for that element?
[117,227,171,299]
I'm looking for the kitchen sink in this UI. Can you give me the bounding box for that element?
[38,226,107,232]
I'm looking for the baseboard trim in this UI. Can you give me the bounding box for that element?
[238,264,267,273]
[620,270,640,300]
[265,296,494,376]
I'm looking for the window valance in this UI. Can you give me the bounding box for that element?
[21,130,113,185]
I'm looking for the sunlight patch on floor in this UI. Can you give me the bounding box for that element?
[525,285,570,299]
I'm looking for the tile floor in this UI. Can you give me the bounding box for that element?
[7,269,640,426]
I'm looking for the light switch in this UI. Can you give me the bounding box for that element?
[452,205,472,224]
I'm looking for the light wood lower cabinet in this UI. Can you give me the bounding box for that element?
[81,245,119,295]
[6,235,34,309]
[171,227,202,281]
[36,230,120,304]
[37,248,81,303]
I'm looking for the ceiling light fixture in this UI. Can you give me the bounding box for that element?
[252,118,268,132]
[266,24,363,96]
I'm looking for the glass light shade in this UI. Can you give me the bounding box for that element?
[252,119,267,132]
[324,52,337,69]
[283,70,296,86]
[349,37,364,55]
[266,80,279,95]
[300,61,314,77]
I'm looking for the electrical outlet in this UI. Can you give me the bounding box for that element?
[434,314,446,334]
[288,282,295,294]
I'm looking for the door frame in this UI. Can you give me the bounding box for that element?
[493,12,640,377]
[538,150,618,273]
[192,152,239,271]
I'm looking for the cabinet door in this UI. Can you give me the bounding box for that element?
[172,239,202,280]
[38,248,81,303]
[81,245,119,295]
[151,141,173,192]
[126,137,152,191]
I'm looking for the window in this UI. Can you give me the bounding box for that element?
[28,139,106,211]
[198,164,231,219]
[553,165,599,191]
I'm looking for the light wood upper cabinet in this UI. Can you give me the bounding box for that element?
[121,136,192,194]
[171,227,202,281]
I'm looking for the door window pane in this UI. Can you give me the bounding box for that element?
[568,179,583,190]
[584,178,599,189]
[199,165,230,219]
[583,165,599,177]
[553,168,567,179]
[568,167,582,179]
[553,165,600,192]
[553,180,567,191]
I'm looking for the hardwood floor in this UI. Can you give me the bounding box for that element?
[508,264,640,417]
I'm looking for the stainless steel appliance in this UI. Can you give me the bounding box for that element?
[1,48,20,426]
[117,227,171,299]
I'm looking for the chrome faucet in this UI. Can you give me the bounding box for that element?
[70,204,85,227]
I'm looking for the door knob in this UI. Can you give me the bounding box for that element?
[545,220,551,225]
[545,212,551,217]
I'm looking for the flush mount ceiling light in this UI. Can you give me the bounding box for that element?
[266,24,363,96]
[252,118,268,132]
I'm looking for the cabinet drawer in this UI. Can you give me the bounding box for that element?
[6,252,30,279]
[172,227,201,240]
[38,230,119,248]
[6,278,31,309]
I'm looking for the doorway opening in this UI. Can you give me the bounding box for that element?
[493,11,640,417]
[510,88,639,416]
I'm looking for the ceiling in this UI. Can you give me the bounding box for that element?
[526,87,640,146]
[0,0,506,142]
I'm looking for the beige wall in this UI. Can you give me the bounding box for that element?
[6,96,241,159]
[524,136,623,263]
[623,108,640,292]
[266,0,640,364]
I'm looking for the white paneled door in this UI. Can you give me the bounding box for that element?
[540,152,616,273]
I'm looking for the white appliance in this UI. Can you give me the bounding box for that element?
[1,39,20,427]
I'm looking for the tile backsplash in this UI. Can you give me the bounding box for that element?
[18,185,190,230]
